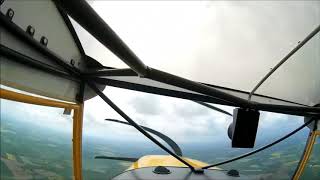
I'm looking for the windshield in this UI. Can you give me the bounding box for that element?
[81,86,310,179]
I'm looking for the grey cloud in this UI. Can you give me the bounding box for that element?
[202,116,230,135]
[129,95,162,115]
[177,114,231,138]
[174,101,210,118]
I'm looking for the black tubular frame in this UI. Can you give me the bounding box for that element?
[202,118,315,169]
[90,77,236,106]
[54,0,320,117]
[1,0,320,173]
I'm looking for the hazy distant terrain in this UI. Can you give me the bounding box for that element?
[1,102,319,179]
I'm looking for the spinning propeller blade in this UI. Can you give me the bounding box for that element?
[105,119,183,156]
[95,156,138,162]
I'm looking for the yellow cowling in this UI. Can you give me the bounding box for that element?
[128,155,220,170]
